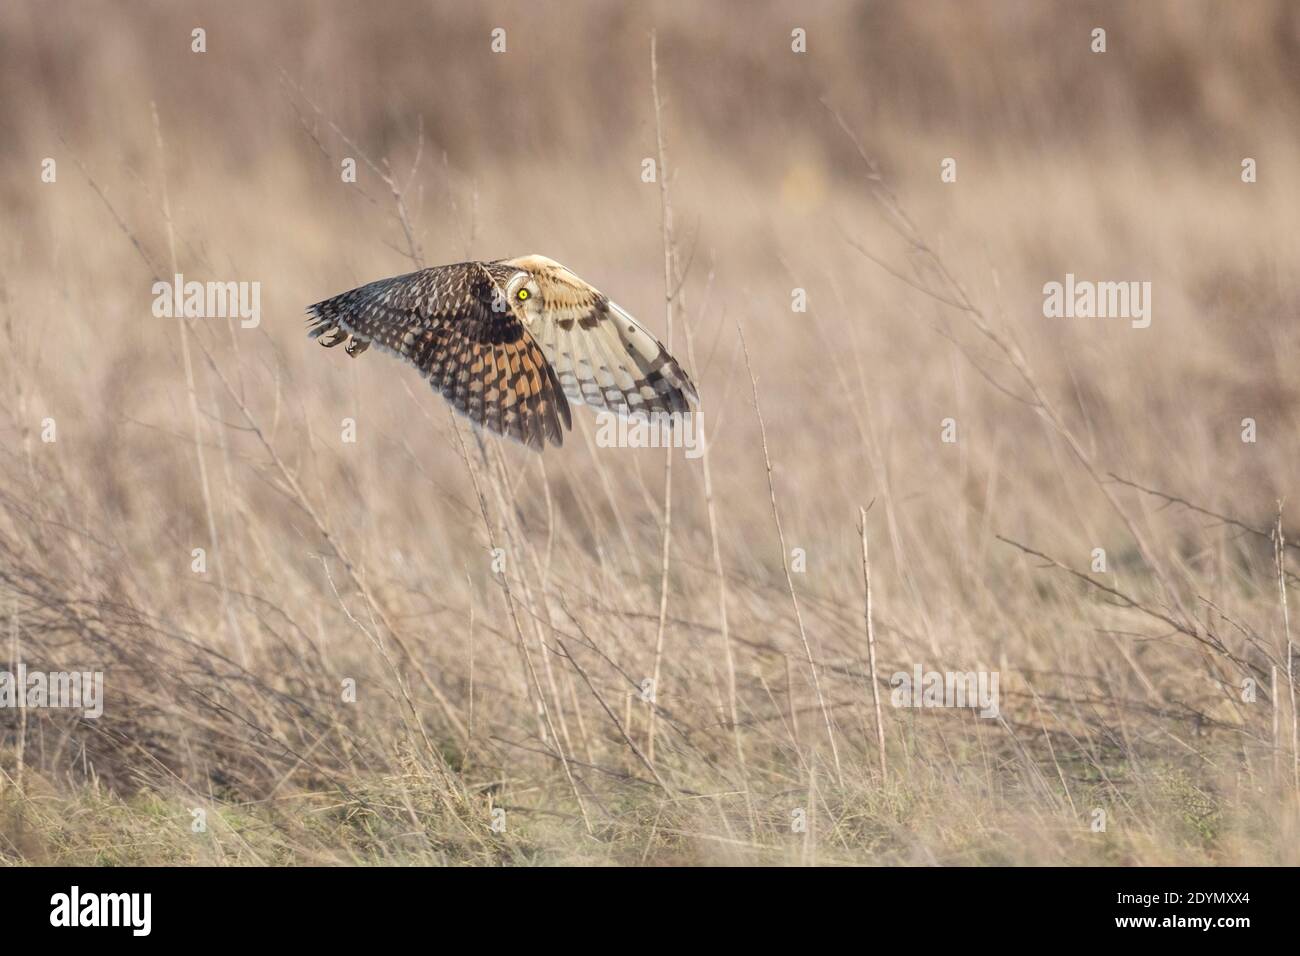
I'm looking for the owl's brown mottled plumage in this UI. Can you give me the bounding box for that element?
[306,256,698,450]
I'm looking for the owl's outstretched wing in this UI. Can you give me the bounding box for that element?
[306,262,572,449]
[503,256,698,417]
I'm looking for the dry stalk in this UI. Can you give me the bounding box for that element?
[1273,507,1298,792]
[150,104,246,667]
[859,505,888,778]
[737,320,842,786]
[646,30,676,766]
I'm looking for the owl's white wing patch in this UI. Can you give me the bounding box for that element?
[536,296,697,417]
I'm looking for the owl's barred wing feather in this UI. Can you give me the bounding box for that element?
[502,255,698,417]
[306,263,571,449]
[307,256,698,452]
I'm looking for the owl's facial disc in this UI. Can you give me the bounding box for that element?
[506,272,543,324]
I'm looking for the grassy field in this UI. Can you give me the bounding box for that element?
[1,0,1298,865]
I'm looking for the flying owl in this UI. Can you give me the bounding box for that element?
[306,256,697,449]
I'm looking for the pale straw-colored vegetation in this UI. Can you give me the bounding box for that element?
[1,0,1297,864]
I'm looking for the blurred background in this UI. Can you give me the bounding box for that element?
[0,0,1297,864]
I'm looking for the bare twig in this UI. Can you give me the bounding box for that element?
[1112,473,1300,556]
[997,535,1257,679]
[555,637,676,799]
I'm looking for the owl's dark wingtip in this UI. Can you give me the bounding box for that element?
[304,301,334,339]
[545,412,566,449]
[677,371,700,410]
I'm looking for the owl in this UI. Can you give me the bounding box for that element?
[306,256,697,449]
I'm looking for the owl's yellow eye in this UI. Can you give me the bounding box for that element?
[517,289,530,301]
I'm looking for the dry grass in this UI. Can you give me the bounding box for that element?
[1,0,1298,865]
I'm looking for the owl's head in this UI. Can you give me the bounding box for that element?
[505,270,543,325]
